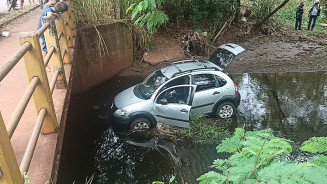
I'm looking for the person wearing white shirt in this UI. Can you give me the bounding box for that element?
[307,0,322,30]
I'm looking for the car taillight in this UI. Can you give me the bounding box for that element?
[232,80,239,94]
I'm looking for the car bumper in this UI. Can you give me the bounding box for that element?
[111,101,130,131]
[234,93,241,107]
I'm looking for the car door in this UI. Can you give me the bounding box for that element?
[209,43,245,70]
[191,74,222,114]
[154,85,196,128]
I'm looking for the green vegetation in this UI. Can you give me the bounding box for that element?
[152,176,175,184]
[73,0,327,38]
[180,113,230,144]
[125,0,238,35]
[72,0,326,61]
[197,128,327,184]
[73,0,115,27]
[273,0,327,32]
[301,137,327,154]
[126,0,169,34]
[124,0,169,53]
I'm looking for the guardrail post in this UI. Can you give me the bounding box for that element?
[56,17,71,64]
[17,32,58,134]
[0,112,24,184]
[62,12,74,48]
[42,15,68,88]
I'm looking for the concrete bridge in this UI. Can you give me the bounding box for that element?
[0,2,132,183]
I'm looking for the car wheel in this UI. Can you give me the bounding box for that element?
[215,102,236,119]
[130,118,152,130]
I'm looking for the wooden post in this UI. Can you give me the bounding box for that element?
[42,15,68,88]
[17,31,58,134]
[0,112,24,184]
[56,16,71,64]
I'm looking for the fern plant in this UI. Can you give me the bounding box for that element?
[198,128,327,184]
[301,137,327,154]
[126,0,169,34]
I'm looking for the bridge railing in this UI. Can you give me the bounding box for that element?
[0,2,76,183]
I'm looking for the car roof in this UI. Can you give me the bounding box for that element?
[160,60,221,79]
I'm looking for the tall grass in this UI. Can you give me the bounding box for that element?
[73,0,117,66]
[73,0,116,27]
[181,113,230,144]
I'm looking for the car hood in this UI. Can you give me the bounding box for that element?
[209,43,245,70]
[114,85,145,108]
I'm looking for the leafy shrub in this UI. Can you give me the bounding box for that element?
[301,137,327,154]
[126,0,169,34]
[198,128,327,183]
[162,0,238,32]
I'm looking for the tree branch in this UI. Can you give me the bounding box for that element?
[251,0,290,33]
[243,141,267,184]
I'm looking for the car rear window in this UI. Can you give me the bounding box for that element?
[193,74,217,92]
[215,75,227,87]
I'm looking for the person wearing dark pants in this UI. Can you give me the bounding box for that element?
[295,2,304,30]
[307,0,322,30]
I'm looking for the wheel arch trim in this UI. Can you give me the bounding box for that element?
[128,111,157,127]
[212,96,237,113]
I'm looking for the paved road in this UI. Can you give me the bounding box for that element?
[0,0,36,12]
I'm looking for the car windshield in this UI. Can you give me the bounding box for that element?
[138,70,168,99]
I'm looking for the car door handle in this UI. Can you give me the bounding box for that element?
[213,91,220,95]
[180,109,188,113]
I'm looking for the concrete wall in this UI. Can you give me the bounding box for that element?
[72,22,133,93]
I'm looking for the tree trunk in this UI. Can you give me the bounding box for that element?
[251,0,290,32]
[234,0,241,23]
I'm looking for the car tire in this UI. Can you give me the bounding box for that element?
[215,102,236,119]
[129,118,152,130]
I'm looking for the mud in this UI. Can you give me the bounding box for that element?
[140,25,327,75]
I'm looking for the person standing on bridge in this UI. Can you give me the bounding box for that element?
[306,0,322,30]
[19,0,24,9]
[19,0,35,9]
[37,0,68,58]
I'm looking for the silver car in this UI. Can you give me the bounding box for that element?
[112,43,245,131]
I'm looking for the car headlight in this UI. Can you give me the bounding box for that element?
[114,109,127,116]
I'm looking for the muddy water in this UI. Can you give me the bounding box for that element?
[57,72,327,183]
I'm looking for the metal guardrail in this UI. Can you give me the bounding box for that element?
[0,1,76,183]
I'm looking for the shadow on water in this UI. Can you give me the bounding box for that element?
[58,71,327,183]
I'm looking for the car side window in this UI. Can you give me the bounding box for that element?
[156,86,191,105]
[215,75,227,87]
[158,75,190,93]
[168,75,190,86]
[193,74,217,92]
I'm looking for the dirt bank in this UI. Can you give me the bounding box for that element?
[122,25,327,76]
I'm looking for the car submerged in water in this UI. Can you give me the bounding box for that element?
[111,43,245,131]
